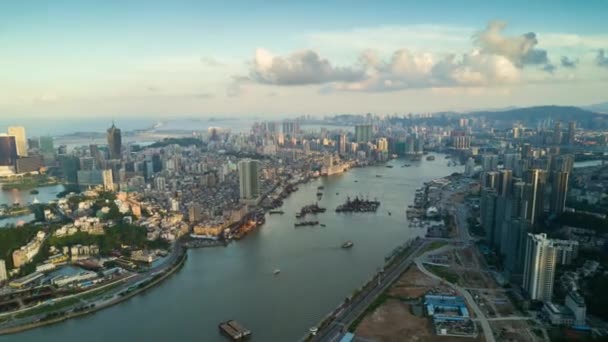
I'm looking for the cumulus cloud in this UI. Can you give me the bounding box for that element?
[560,56,578,68]
[200,56,224,67]
[473,21,548,67]
[597,49,608,68]
[242,21,569,93]
[249,48,365,85]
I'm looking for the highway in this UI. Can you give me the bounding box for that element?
[312,238,426,342]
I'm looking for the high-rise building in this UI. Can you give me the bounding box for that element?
[107,123,122,160]
[282,121,299,136]
[338,134,347,155]
[8,126,27,157]
[355,124,373,143]
[0,134,17,166]
[553,121,562,145]
[524,169,546,225]
[0,259,7,282]
[188,204,202,223]
[39,136,54,153]
[376,138,388,152]
[102,169,114,191]
[550,171,569,215]
[238,159,260,202]
[481,154,499,172]
[523,233,571,301]
[154,176,166,191]
[567,121,576,145]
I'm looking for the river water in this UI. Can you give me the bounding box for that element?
[2,155,461,341]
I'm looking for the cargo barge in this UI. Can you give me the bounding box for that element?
[219,320,251,340]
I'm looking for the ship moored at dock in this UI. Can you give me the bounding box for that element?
[219,320,251,340]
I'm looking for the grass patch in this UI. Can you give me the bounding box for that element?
[421,241,447,255]
[427,265,460,284]
[14,297,80,319]
[348,292,391,332]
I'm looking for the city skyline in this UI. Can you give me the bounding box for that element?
[2,1,608,118]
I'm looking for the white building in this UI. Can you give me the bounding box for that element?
[523,233,575,301]
[8,126,27,157]
[565,291,586,326]
[0,259,7,282]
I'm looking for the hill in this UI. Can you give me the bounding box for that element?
[467,105,606,128]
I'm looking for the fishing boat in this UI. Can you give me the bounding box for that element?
[273,269,281,275]
[342,241,354,249]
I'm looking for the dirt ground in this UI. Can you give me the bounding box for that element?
[356,298,484,342]
[356,266,482,342]
[490,320,545,342]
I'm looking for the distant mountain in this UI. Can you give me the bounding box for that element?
[467,105,606,128]
[584,102,608,114]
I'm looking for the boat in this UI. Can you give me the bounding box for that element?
[385,165,394,168]
[269,210,284,215]
[273,269,281,275]
[354,180,358,183]
[317,186,325,190]
[336,192,339,195]
[320,224,326,227]
[309,327,318,336]
[426,155,436,161]
[342,241,354,249]
[388,212,392,216]
[29,189,39,195]
[376,175,382,178]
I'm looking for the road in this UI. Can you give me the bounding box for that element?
[415,246,495,342]
[312,238,426,342]
[0,243,185,331]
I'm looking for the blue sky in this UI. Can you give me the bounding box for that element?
[1,0,608,118]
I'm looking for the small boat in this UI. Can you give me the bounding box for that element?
[309,327,318,336]
[29,189,39,195]
[376,175,382,178]
[336,192,339,195]
[320,224,326,227]
[342,241,354,249]
[354,180,358,183]
[385,165,394,168]
[388,212,392,216]
[317,186,325,190]
[273,269,281,275]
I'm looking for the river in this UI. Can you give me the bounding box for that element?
[2,155,461,341]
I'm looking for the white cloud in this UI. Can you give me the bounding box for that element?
[473,20,548,66]
[249,48,365,85]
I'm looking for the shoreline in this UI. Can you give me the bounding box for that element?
[0,249,188,335]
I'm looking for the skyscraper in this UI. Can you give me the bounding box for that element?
[107,123,122,160]
[238,159,261,202]
[39,136,54,154]
[481,154,499,172]
[338,134,347,155]
[0,259,7,283]
[550,171,569,215]
[523,233,568,301]
[0,134,17,166]
[8,126,27,157]
[553,121,562,145]
[567,121,576,145]
[524,169,546,225]
[355,124,373,143]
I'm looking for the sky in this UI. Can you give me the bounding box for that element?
[1,0,608,119]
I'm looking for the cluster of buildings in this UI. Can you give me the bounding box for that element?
[0,126,45,176]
